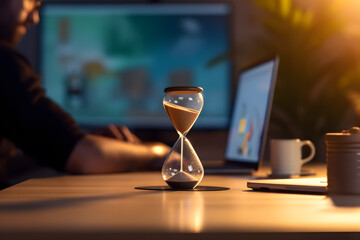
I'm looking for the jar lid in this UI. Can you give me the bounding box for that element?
[325,127,360,143]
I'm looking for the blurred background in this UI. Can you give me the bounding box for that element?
[18,0,360,163]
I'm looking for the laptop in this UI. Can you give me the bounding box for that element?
[205,56,279,174]
[247,178,327,194]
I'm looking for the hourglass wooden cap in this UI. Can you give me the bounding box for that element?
[164,86,203,94]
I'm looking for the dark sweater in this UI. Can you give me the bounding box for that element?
[0,43,84,171]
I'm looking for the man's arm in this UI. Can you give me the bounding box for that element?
[0,44,170,174]
[66,134,170,174]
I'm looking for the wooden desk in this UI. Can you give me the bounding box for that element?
[1,165,360,240]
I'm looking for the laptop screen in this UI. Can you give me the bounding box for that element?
[225,58,278,165]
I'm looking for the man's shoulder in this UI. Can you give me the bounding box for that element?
[0,42,30,67]
[0,43,34,84]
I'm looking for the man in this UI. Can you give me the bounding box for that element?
[0,0,170,186]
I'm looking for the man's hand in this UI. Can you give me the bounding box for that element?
[143,142,171,170]
[92,124,141,144]
[66,134,170,174]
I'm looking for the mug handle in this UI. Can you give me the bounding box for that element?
[301,140,315,164]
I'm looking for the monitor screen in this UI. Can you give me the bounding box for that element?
[40,2,232,129]
[225,60,277,163]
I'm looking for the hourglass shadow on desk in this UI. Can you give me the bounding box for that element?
[135,186,230,191]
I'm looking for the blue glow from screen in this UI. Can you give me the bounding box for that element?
[40,3,231,128]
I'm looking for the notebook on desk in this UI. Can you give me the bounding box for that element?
[205,56,279,174]
[247,178,327,193]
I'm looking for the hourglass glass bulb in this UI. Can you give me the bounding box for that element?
[163,102,200,135]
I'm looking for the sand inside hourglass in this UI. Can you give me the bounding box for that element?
[165,171,199,189]
[163,102,200,134]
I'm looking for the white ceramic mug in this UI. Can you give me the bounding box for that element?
[270,139,316,176]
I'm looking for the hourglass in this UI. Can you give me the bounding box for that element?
[162,86,204,189]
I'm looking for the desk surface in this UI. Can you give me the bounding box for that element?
[1,165,360,240]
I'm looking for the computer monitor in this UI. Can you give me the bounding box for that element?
[39,2,232,129]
